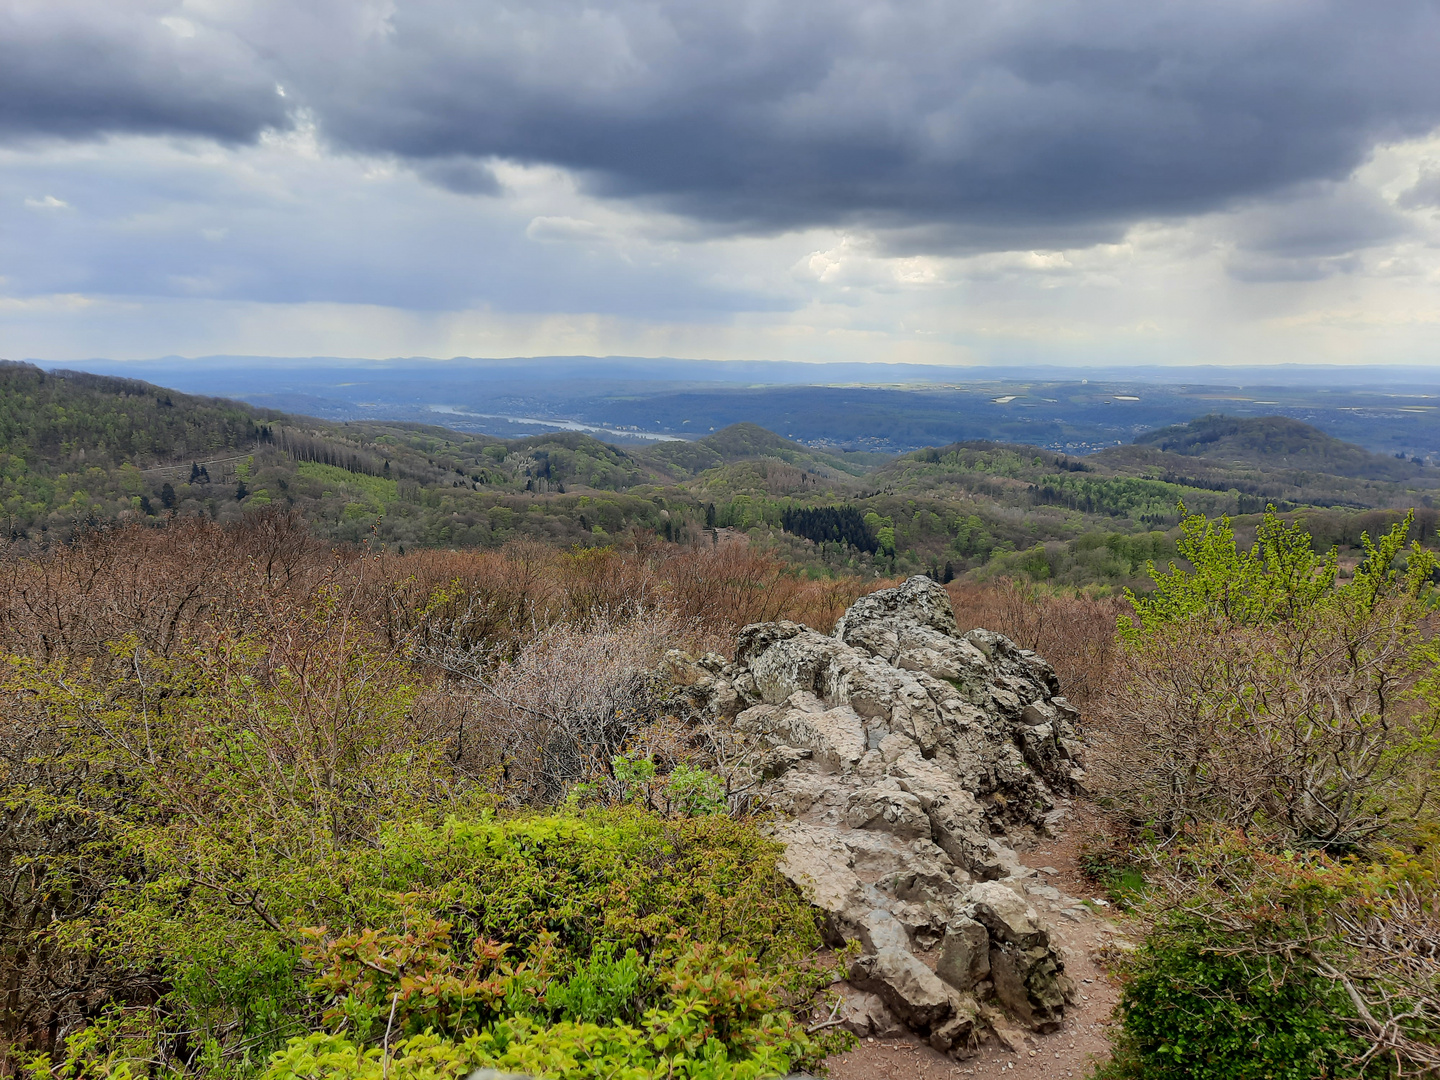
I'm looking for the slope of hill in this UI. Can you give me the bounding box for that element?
[638,421,869,479]
[0,363,687,546]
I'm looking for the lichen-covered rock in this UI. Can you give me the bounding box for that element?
[672,576,1085,1052]
[929,989,979,1055]
[988,940,1074,1032]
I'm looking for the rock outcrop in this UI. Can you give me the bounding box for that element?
[665,576,1094,1056]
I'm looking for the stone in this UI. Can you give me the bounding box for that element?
[988,941,1074,1032]
[891,853,963,903]
[831,985,905,1038]
[848,947,954,1030]
[936,915,990,992]
[858,908,910,953]
[844,785,931,838]
[665,576,1083,1043]
[985,1015,1028,1053]
[772,821,865,940]
[928,803,1006,881]
[834,575,960,654]
[735,700,866,774]
[929,990,978,1055]
[969,881,1047,949]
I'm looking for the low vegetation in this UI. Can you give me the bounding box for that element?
[1,515,886,1078]
[7,361,1440,1079]
[1088,508,1440,1079]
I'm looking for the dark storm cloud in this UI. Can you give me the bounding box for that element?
[0,3,286,143]
[6,1,1440,247]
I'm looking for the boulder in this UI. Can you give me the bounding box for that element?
[929,990,979,1055]
[988,940,1074,1032]
[844,785,932,839]
[830,985,906,1038]
[857,908,911,953]
[772,821,865,940]
[848,947,954,1031]
[968,881,1047,949]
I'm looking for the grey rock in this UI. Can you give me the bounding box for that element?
[937,915,990,992]
[858,908,911,953]
[670,576,1082,1042]
[929,990,979,1055]
[848,947,954,1030]
[988,941,1074,1032]
[844,785,931,838]
[969,881,1048,949]
[831,985,905,1038]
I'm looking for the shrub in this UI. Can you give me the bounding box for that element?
[1095,832,1440,1079]
[1093,509,1440,849]
[948,577,1126,705]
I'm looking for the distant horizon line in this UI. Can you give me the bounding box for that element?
[28,354,1440,373]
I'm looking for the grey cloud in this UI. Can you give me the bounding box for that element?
[415,158,502,196]
[7,1,1440,250]
[1222,182,1413,281]
[1232,185,1410,259]
[0,2,286,143]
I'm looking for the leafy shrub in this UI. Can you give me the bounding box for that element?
[273,833,833,1080]
[1094,508,1440,848]
[1095,832,1440,1079]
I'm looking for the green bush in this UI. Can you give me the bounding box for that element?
[1093,833,1439,1080]
[1097,929,1365,1080]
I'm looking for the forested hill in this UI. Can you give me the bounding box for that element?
[1129,414,1434,481]
[6,361,1440,592]
[0,363,277,469]
[0,362,854,547]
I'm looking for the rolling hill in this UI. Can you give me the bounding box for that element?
[5,361,1440,590]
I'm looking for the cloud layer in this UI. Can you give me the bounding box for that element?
[6,0,1440,241]
[3,0,1440,366]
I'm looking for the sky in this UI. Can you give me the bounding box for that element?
[3,0,1440,368]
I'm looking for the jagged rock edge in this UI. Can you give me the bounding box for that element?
[663,576,1090,1056]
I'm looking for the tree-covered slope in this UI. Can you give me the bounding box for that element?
[0,363,688,545]
[1128,414,1434,481]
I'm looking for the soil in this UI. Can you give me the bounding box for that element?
[824,815,1124,1080]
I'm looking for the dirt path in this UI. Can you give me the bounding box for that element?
[825,822,1124,1080]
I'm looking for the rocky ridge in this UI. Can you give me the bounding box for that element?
[665,576,1101,1059]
